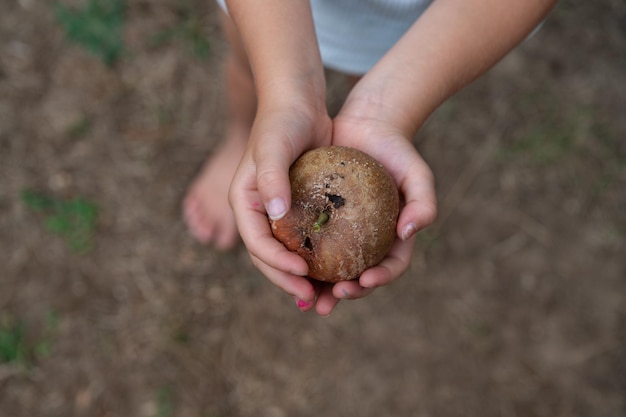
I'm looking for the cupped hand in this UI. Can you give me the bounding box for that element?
[229,104,344,315]
[327,110,438,302]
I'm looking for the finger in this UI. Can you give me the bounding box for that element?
[294,296,316,312]
[251,253,317,302]
[214,225,239,251]
[332,280,376,300]
[314,283,341,316]
[252,134,302,220]
[358,235,416,288]
[230,160,309,276]
[242,210,309,275]
[396,157,437,241]
[295,278,323,312]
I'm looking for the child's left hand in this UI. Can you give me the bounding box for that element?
[326,105,438,303]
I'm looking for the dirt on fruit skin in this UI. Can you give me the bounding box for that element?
[271,146,399,282]
[1,1,625,417]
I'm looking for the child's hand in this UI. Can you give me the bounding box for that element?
[229,104,344,315]
[327,108,438,302]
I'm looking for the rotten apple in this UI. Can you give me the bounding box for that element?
[270,146,400,282]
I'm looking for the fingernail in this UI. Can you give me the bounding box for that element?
[296,298,312,309]
[267,198,287,220]
[401,223,417,241]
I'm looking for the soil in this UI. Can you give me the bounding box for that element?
[1,1,624,416]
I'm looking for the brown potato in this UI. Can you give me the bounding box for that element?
[270,146,400,282]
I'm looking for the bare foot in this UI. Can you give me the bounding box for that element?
[183,128,248,250]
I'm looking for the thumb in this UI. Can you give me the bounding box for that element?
[396,162,438,241]
[253,139,299,220]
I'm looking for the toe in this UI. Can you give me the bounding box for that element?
[214,225,239,251]
[183,195,214,243]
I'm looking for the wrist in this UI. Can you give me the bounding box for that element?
[256,70,327,118]
[339,83,428,140]
[226,0,327,117]
[252,77,332,154]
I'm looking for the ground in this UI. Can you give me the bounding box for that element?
[0,1,624,416]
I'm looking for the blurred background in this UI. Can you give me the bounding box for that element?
[0,0,624,416]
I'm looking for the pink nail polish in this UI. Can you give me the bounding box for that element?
[296,298,311,309]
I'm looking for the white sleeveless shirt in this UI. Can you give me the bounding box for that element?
[311,0,433,74]
[216,0,434,75]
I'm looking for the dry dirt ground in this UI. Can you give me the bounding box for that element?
[1,1,625,416]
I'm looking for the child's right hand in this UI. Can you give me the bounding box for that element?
[225,0,352,316]
[228,101,339,314]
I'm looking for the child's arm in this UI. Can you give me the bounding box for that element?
[344,0,558,137]
[329,0,558,298]
[226,0,335,311]
[224,0,327,111]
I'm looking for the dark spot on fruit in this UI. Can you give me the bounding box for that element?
[271,146,399,283]
[326,193,345,209]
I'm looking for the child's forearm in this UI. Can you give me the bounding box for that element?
[225,0,327,112]
[344,0,558,137]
